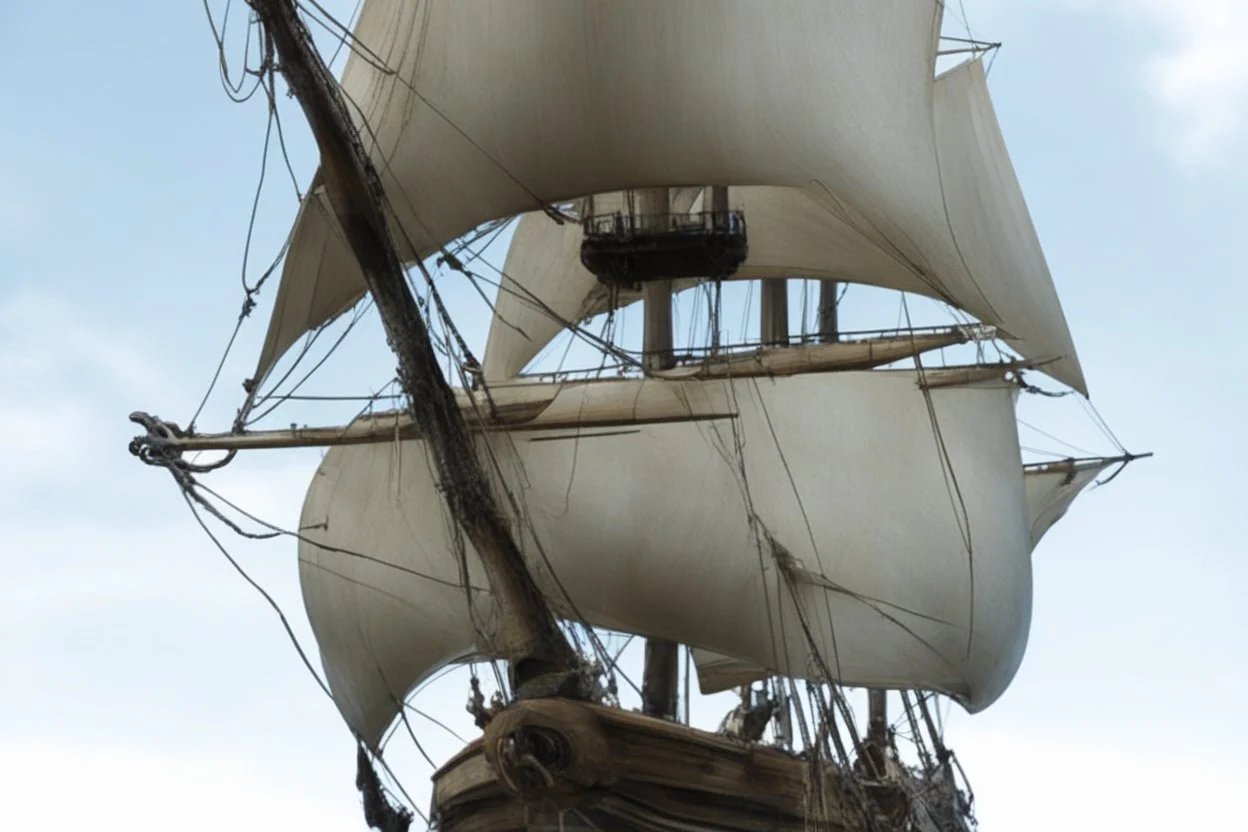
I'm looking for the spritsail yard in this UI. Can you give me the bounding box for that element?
[130,2,1148,830]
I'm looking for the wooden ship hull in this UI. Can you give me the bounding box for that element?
[432,699,857,832]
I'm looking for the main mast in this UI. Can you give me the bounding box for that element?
[813,277,889,770]
[583,182,748,723]
[245,0,577,690]
[636,186,681,721]
[819,281,839,343]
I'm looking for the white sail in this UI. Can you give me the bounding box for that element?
[482,185,893,381]
[1024,457,1115,547]
[298,370,1031,744]
[253,0,966,384]
[932,58,1083,391]
[693,456,1112,693]
[482,59,1084,392]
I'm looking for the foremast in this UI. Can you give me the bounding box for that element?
[244,0,577,692]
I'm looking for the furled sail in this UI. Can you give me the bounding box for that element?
[252,0,973,386]
[482,58,1085,392]
[693,455,1114,693]
[298,370,1031,744]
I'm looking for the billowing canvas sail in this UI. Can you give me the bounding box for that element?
[299,370,1030,744]
[693,456,1113,693]
[253,0,982,385]
[482,59,1084,391]
[115,2,1149,828]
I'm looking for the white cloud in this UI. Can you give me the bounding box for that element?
[0,743,358,832]
[0,393,97,492]
[0,461,322,647]
[962,0,1248,164]
[1,521,275,623]
[954,725,1248,829]
[1102,0,1248,163]
[0,288,319,626]
[0,290,176,401]
[0,291,182,498]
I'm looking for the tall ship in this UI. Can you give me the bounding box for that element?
[131,1,1146,829]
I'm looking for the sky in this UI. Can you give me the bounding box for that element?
[1,1,1246,829]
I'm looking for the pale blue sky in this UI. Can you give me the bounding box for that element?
[1,1,1245,829]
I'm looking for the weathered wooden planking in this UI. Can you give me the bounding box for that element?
[432,700,854,831]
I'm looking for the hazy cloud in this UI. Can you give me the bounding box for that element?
[0,291,177,400]
[0,743,357,832]
[955,725,1248,829]
[0,287,317,623]
[960,0,1248,164]
[1104,0,1248,163]
[0,293,149,496]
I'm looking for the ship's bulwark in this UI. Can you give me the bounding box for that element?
[297,370,1032,745]
[432,698,857,831]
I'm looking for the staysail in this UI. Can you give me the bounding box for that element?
[481,58,1084,391]
[298,369,1030,744]
[252,0,986,387]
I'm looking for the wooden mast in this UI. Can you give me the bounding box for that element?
[867,690,888,749]
[816,278,885,768]
[760,190,790,346]
[819,280,840,343]
[246,0,576,688]
[709,185,729,355]
[761,280,789,346]
[637,186,681,720]
[815,276,889,763]
[640,188,676,374]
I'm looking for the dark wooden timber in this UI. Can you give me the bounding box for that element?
[760,280,790,347]
[247,0,575,681]
[433,699,856,831]
[818,280,840,343]
[636,186,681,720]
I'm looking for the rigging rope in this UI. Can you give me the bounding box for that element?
[356,745,415,832]
[171,8,1077,830]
